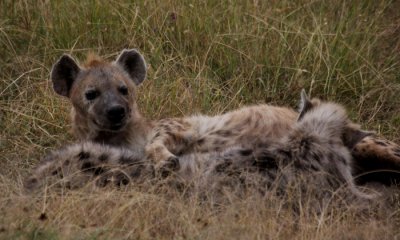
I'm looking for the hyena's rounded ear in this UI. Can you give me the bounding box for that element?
[115,49,147,85]
[50,54,81,97]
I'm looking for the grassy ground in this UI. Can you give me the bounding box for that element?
[1,0,400,239]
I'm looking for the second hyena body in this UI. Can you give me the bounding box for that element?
[32,49,400,193]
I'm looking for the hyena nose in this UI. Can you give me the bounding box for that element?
[107,106,126,123]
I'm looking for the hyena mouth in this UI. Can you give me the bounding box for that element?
[109,122,125,131]
[92,119,127,132]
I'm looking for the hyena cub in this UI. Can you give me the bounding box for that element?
[31,48,400,188]
[25,90,372,200]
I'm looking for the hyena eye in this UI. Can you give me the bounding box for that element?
[85,90,100,101]
[118,86,128,96]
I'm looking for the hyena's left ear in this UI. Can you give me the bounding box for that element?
[342,123,375,149]
[115,49,147,85]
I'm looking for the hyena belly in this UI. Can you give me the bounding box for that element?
[145,105,298,168]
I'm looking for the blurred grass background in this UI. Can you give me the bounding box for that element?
[0,0,399,239]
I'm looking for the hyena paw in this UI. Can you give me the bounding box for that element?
[156,156,180,178]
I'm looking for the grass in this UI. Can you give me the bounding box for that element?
[0,0,400,239]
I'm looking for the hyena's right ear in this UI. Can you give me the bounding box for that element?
[115,49,147,85]
[297,89,322,121]
[298,89,313,121]
[50,54,81,97]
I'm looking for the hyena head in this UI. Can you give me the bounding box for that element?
[287,90,376,199]
[298,89,373,149]
[50,49,147,139]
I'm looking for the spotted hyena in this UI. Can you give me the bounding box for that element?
[25,49,400,193]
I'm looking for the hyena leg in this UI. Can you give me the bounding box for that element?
[146,119,193,171]
[145,140,180,171]
[352,136,400,185]
[24,142,151,192]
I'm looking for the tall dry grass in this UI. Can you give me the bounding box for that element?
[0,0,400,239]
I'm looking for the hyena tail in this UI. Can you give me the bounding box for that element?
[24,142,151,192]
